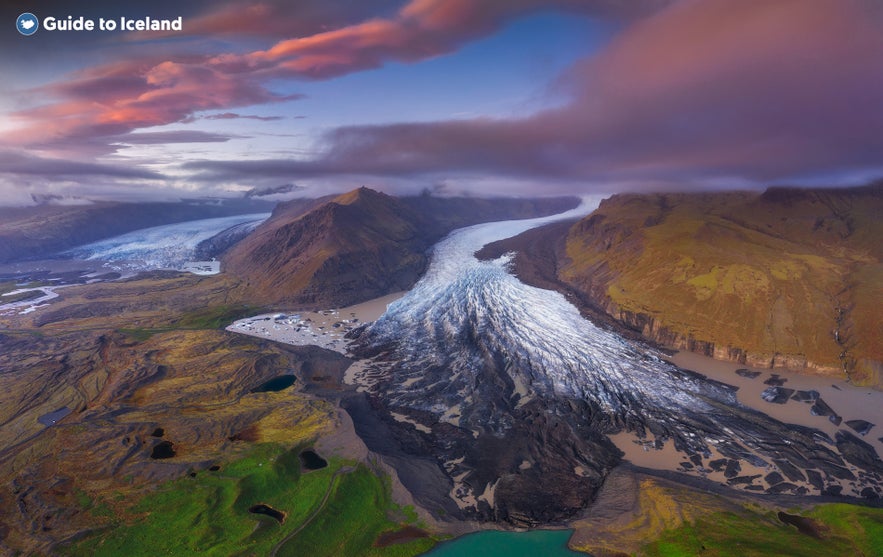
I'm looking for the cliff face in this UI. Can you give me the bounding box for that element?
[557,184,883,385]
[223,188,578,307]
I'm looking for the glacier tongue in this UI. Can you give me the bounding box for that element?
[350,198,881,524]
[360,197,734,442]
[64,213,270,271]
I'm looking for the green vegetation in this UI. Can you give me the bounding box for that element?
[0,290,45,304]
[119,304,262,340]
[275,466,435,557]
[175,304,261,330]
[640,504,883,557]
[62,443,433,557]
[117,327,162,342]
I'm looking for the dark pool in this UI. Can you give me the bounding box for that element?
[249,504,285,523]
[251,375,296,393]
[150,440,176,459]
[299,449,328,470]
[37,406,72,426]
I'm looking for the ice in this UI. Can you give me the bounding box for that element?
[365,196,731,415]
[64,213,270,271]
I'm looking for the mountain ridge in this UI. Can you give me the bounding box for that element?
[223,187,579,307]
[478,182,883,386]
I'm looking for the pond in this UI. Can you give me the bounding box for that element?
[251,375,296,393]
[299,449,328,470]
[421,529,585,557]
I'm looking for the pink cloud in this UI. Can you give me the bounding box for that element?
[3,0,648,155]
[7,0,880,193]
[137,0,402,40]
[213,0,879,187]
[6,57,289,155]
[233,0,652,79]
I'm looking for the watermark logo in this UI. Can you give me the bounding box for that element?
[17,12,39,36]
[14,13,183,34]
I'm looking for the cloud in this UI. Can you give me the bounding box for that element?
[110,130,241,144]
[0,150,167,206]
[156,0,403,39]
[190,0,882,190]
[243,183,303,198]
[0,150,162,179]
[213,0,654,79]
[5,58,298,156]
[201,112,283,121]
[4,0,880,200]
[3,0,651,156]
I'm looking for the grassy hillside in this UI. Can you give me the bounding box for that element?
[558,183,883,384]
[62,445,433,557]
[572,472,883,557]
[0,274,349,555]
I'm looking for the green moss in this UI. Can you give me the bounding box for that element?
[275,467,434,557]
[116,304,264,342]
[117,328,165,342]
[0,280,53,295]
[73,489,93,510]
[60,444,433,557]
[640,505,883,557]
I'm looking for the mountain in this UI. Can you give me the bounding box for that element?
[0,199,275,263]
[223,187,578,307]
[479,183,883,386]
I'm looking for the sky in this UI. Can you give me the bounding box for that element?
[1,0,882,205]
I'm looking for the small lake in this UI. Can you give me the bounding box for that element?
[251,375,296,393]
[421,530,585,556]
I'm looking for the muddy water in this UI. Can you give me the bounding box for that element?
[668,350,883,456]
[611,349,883,492]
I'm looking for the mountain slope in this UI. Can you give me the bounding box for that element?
[482,183,883,386]
[224,188,429,306]
[224,187,578,307]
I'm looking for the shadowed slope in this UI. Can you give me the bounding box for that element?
[224,188,578,307]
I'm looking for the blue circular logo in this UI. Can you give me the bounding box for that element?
[17,13,39,36]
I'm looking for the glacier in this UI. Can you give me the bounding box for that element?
[64,213,270,271]
[349,198,881,523]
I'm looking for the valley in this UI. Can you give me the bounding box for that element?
[0,188,881,556]
[3,1,881,554]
